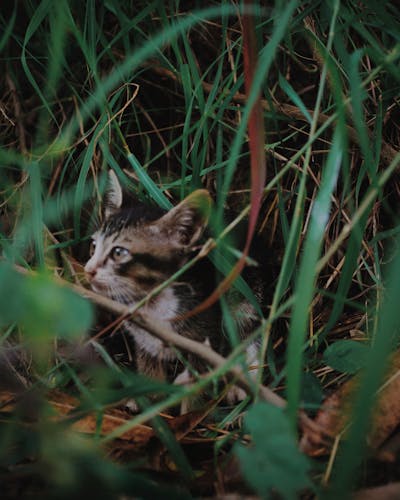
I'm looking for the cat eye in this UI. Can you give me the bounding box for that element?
[89,240,96,256]
[111,246,131,261]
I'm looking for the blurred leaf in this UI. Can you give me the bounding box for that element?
[0,264,25,324]
[323,340,369,374]
[0,263,92,341]
[24,275,92,339]
[235,402,311,499]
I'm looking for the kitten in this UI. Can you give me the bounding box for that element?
[85,171,262,402]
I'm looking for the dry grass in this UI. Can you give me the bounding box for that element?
[1,1,400,497]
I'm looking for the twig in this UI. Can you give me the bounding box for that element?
[73,283,284,407]
[12,263,324,437]
[71,282,324,435]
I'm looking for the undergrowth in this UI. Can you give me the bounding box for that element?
[1,1,400,498]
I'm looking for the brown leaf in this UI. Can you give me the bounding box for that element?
[353,482,400,500]
[376,431,400,463]
[0,389,154,448]
[368,352,400,449]
[1,390,218,452]
[300,350,400,456]
[162,399,218,441]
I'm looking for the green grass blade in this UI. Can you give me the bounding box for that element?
[21,0,58,126]
[279,72,312,124]
[0,5,16,53]
[286,127,343,424]
[126,152,172,210]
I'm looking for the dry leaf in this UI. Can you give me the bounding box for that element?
[300,350,400,456]
[0,390,217,452]
[0,389,154,446]
[353,482,400,500]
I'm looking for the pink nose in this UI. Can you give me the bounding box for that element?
[85,264,97,279]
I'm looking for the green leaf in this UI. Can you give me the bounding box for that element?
[235,402,311,499]
[0,264,26,324]
[24,274,92,339]
[323,340,369,374]
[0,263,92,341]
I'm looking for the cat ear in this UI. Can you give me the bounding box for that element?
[160,189,212,247]
[104,170,123,218]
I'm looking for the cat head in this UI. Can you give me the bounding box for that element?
[84,171,212,302]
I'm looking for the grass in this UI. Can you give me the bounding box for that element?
[1,0,400,498]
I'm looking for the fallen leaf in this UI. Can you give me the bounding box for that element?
[0,390,218,452]
[353,482,400,500]
[162,399,218,441]
[300,349,400,456]
[0,389,154,447]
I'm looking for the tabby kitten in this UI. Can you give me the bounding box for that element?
[85,171,261,399]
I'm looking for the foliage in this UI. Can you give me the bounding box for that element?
[0,263,92,341]
[235,402,312,499]
[323,339,369,374]
[1,0,400,497]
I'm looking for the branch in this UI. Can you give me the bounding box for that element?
[73,283,284,408]
[70,282,325,437]
[13,263,325,438]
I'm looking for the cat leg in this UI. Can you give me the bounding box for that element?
[173,338,212,414]
[173,368,194,414]
[136,350,167,380]
[125,350,167,413]
[226,341,260,404]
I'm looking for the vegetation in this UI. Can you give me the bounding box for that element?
[1,0,400,498]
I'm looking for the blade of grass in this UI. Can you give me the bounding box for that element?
[58,4,240,151]
[29,162,45,268]
[278,73,312,125]
[21,0,57,126]
[286,126,343,424]
[181,0,298,319]
[348,49,376,184]
[259,0,341,399]
[0,5,16,52]
[126,152,172,210]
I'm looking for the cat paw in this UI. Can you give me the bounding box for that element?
[225,385,248,405]
[173,368,194,414]
[124,398,139,413]
[173,368,193,387]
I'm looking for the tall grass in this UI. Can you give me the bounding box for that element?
[1,1,400,497]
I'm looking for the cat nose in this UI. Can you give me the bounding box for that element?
[84,262,97,279]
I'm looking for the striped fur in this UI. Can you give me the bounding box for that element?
[85,172,263,405]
